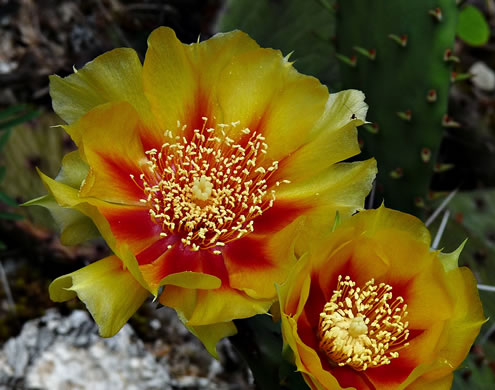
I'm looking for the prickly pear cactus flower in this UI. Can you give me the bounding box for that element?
[278,206,485,389]
[31,27,376,355]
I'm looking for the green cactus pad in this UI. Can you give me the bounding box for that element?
[216,0,340,89]
[336,0,458,217]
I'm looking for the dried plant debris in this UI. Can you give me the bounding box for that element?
[0,0,221,106]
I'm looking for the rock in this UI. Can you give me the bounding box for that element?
[470,61,495,92]
[0,308,254,390]
[0,310,171,390]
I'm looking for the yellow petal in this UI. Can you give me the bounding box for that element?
[278,159,377,252]
[281,315,342,389]
[164,282,238,358]
[314,89,368,135]
[421,267,485,379]
[188,287,273,326]
[49,255,149,337]
[279,90,366,182]
[277,252,311,319]
[394,257,453,328]
[216,48,328,157]
[160,285,272,326]
[188,29,260,95]
[278,159,377,212]
[142,27,197,131]
[405,373,453,390]
[437,240,466,272]
[159,272,221,289]
[143,27,259,132]
[73,101,146,205]
[186,321,238,359]
[224,219,300,300]
[50,48,152,126]
[356,205,431,247]
[211,47,325,158]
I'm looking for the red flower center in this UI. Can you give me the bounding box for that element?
[131,117,287,252]
[318,275,410,371]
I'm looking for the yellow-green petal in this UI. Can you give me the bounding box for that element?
[23,194,99,246]
[55,150,89,188]
[279,90,367,182]
[49,255,149,337]
[186,321,238,359]
[38,170,151,293]
[50,48,151,126]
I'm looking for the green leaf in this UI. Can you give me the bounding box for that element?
[0,166,5,183]
[0,211,24,221]
[0,192,18,207]
[0,108,41,131]
[0,104,28,121]
[0,241,6,250]
[457,5,490,46]
[0,128,12,151]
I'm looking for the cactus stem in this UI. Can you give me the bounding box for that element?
[390,168,404,179]
[388,34,408,47]
[427,89,438,102]
[414,197,426,208]
[421,147,432,163]
[434,163,455,173]
[364,123,379,134]
[353,46,376,60]
[317,0,337,13]
[336,53,357,67]
[397,110,412,121]
[429,8,443,22]
[443,48,459,63]
[442,114,461,128]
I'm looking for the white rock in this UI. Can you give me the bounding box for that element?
[0,309,245,390]
[470,61,495,91]
[0,310,172,390]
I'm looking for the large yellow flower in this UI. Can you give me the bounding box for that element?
[278,206,485,389]
[32,27,376,354]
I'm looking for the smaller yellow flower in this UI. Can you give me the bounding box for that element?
[278,206,485,390]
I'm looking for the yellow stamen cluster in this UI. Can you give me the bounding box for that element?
[318,275,409,371]
[131,118,287,252]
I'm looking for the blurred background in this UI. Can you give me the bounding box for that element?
[0,0,494,389]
